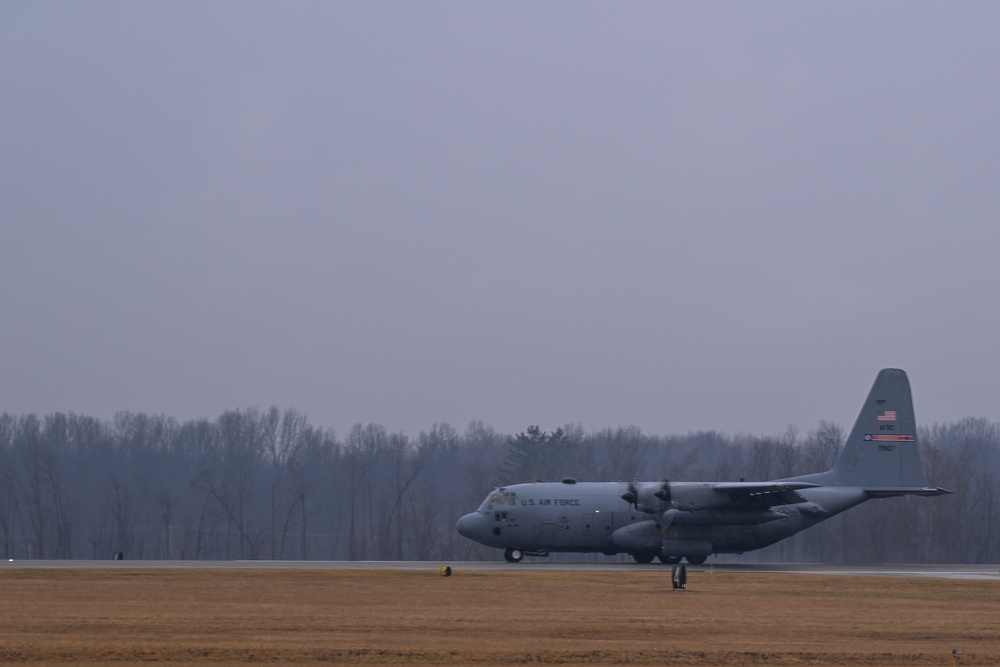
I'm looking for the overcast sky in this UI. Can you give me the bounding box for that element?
[3,2,999,439]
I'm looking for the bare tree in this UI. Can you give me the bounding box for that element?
[803,420,844,472]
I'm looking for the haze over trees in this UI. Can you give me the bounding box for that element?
[0,409,991,563]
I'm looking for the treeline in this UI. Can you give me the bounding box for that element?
[0,410,993,563]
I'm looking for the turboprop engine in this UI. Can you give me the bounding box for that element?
[620,481,670,514]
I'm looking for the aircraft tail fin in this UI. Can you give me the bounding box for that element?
[831,368,945,493]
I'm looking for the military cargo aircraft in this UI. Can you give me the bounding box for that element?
[457,369,950,564]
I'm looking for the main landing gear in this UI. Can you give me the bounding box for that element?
[631,552,708,565]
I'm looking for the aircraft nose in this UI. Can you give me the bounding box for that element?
[456,512,489,541]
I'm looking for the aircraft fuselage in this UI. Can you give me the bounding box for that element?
[456,479,868,563]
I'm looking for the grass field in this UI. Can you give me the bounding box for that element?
[0,567,997,665]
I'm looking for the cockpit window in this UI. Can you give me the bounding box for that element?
[479,491,516,510]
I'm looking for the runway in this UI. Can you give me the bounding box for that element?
[4,559,998,580]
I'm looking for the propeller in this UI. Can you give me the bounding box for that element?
[620,480,671,513]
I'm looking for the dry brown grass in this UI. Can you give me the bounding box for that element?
[0,567,996,666]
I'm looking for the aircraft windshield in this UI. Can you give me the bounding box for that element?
[479,491,516,510]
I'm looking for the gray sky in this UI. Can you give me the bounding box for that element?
[3,2,1000,439]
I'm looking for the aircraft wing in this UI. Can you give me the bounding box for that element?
[712,481,820,507]
[713,482,820,492]
[862,486,953,497]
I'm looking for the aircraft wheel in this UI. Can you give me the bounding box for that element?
[504,548,524,563]
[658,554,682,564]
[632,552,655,564]
[685,555,707,565]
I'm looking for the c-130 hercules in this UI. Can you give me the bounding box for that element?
[457,369,950,564]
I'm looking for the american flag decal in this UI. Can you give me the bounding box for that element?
[876,410,897,422]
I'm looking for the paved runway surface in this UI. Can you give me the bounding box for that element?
[4,559,998,580]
